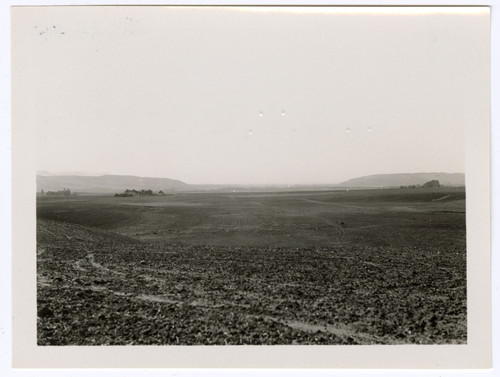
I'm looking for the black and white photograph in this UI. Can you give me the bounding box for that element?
[9,4,492,369]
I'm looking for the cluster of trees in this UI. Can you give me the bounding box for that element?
[423,180,440,188]
[114,189,166,197]
[40,188,75,196]
[400,180,440,189]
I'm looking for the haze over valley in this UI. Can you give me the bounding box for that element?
[36,172,465,194]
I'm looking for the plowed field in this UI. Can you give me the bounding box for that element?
[37,187,466,345]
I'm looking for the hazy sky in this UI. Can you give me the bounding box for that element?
[13,7,489,184]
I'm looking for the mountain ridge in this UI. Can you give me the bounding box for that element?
[37,174,190,193]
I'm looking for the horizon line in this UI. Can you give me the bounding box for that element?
[36,171,466,187]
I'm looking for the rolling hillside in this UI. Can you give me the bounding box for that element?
[338,173,465,188]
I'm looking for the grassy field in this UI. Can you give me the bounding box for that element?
[37,187,466,345]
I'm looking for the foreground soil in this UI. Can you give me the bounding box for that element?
[37,194,466,345]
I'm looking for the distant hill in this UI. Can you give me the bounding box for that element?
[338,173,465,188]
[37,175,191,194]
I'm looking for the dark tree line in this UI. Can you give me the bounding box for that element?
[400,180,440,189]
[114,189,166,197]
[41,188,75,196]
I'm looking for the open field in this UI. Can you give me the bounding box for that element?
[37,187,466,345]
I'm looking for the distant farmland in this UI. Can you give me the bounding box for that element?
[37,187,466,345]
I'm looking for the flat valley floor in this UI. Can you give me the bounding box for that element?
[36,187,466,345]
